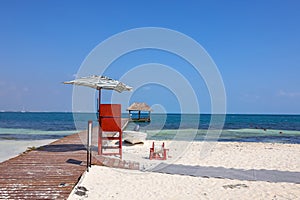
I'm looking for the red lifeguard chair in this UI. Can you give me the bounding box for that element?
[149,142,169,160]
[98,104,122,159]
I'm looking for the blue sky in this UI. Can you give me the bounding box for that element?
[0,0,299,114]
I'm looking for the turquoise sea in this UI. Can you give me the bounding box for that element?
[0,112,300,144]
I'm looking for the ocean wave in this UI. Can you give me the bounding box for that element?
[225,128,300,135]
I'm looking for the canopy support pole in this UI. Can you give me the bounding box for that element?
[98,88,102,155]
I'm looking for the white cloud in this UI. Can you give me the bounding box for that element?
[278,90,300,98]
[240,93,260,102]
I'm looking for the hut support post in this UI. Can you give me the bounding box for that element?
[148,111,151,122]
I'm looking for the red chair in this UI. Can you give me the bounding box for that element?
[149,142,168,160]
[98,104,122,159]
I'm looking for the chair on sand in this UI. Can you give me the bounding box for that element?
[149,142,169,160]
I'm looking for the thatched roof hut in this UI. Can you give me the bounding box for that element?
[127,102,152,111]
[127,102,152,122]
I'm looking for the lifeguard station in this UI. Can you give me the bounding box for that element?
[98,104,122,159]
[64,75,133,160]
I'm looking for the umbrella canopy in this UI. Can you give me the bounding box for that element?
[64,75,132,156]
[63,75,132,92]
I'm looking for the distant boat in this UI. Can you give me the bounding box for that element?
[123,130,147,144]
[21,107,27,113]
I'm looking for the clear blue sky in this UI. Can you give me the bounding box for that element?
[0,0,299,114]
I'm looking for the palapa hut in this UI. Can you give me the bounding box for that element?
[127,102,152,122]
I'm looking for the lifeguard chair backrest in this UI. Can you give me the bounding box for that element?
[100,104,121,132]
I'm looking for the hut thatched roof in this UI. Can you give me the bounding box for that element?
[127,102,152,111]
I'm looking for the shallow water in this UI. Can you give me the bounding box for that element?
[0,139,55,163]
[0,112,300,144]
[1,112,300,163]
[143,128,300,144]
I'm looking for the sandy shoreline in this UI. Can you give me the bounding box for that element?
[0,139,55,163]
[1,137,299,199]
[68,140,300,199]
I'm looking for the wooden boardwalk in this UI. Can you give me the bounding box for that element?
[0,119,130,199]
[0,133,87,199]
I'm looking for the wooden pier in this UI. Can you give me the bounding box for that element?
[0,119,132,199]
[0,132,87,199]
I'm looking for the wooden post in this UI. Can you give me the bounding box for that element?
[128,110,131,121]
[98,125,102,155]
[87,120,92,171]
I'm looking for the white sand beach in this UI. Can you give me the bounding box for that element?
[0,139,55,163]
[68,141,300,200]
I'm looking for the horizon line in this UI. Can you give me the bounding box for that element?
[1,111,300,115]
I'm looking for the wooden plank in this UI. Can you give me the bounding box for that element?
[0,118,129,199]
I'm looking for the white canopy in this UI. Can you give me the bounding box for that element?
[63,75,132,93]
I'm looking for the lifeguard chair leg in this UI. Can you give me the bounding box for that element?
[149,142,155,160]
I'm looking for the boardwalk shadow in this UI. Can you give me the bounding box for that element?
[38,144,86,152]
[150,163,300,184]
[66,159,83,165]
